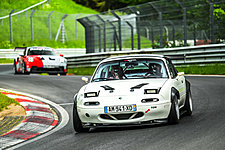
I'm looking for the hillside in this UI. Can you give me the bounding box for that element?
[0,0,98,48]
[0,0,98,15]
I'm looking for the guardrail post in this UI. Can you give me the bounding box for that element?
[126,21,134,50]
[149,3,163,48]
[175,0,187,46]
[75,13,81,39]
[48,11,54,40]
[96,15,106,52]
[111,11,122,51]
[30,10,36,41]
[9,9,15,43]
[210,2,215,44]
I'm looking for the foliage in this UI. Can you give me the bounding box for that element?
[73,0,156,12]
[0,58,13,64]
[0,92,19,112]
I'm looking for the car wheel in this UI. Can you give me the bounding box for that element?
[14,60,19,74]
[184,91,193,116]
[168,95,180,124]
[60,72,67,76]
[22,62,30,75]
[73,103,89,133]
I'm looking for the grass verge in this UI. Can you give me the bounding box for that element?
[0,58,14,64]
[0,92,19,112]
[176,64,225,75]
[68,67,96,76]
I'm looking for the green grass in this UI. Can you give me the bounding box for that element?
[68,67,96,75]
[0,58,14,64]
[176,64,225,75]
[0,0,98,48]
[0,39,86,49]
[0,92,19,112]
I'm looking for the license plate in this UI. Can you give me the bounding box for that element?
[104,104,136,113]
[43,65,57,68]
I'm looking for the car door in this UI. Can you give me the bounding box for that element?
[166,59,186,107]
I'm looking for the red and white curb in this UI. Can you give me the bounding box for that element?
[0,88,69,149]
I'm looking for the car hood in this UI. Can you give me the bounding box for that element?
[30,55,65,65]
[83,79,168,97]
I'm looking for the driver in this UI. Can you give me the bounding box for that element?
[109,65,123,79]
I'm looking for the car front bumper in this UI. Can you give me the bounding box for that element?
[77,101,171,126]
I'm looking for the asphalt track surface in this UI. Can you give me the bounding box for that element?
[0,64,225,150]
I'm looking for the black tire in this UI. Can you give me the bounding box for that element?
[60,72,67,76]
[22,62,30,75]
[14,61,19,74]
[168,95,180,124]
[184,91,193,116]
[49,73,58,75]
[73,103,89,133]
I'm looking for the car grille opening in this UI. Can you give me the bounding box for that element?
[100,112,144,120]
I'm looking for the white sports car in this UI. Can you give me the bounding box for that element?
[73,54,193,132]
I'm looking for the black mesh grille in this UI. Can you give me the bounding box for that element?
[100,112,144,120]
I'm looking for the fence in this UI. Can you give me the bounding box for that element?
[66,44,225,68]
[0,3,87,44]
[78,0,225,54]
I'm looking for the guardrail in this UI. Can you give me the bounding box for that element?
[66,44,225,68]
[1,44,225,67]
[0,48,85,59]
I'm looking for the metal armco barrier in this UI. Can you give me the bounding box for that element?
[0,48,85,59]
[66,44,225,68]
[1,44,225,67]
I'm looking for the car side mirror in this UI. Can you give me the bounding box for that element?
[82,77,89,83]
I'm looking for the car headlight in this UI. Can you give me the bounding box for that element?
[84,92,99,98]
[60,57,65,63]
[84,101,100,106]
[28,57,34,62]
[144,89,159,94]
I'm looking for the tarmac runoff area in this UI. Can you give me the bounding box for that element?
[0,90,59,149]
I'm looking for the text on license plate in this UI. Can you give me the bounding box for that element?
[43,65,57,68]
[104,104,136,113]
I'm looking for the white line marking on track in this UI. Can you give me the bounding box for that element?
[59,103,73,106]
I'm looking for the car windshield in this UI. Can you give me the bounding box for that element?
[92,58,168,82]
[28,49,56,55]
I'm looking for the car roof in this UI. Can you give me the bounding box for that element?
[100,54,166,63]
[27,46,53,51]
